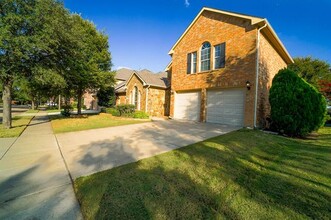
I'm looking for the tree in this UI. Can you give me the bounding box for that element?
[65,15,113,114]
[269,68,327,137]
[97,86,116,107]
[14,67,66,109]
[0,0,72,128]
[288,57,331,90]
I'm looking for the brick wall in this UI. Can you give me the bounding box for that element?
[257,33,287,127]
[170,11,258,126]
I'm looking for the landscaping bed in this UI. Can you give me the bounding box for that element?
[75,127,331,219]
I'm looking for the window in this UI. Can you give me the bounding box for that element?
[200,42,211,71]
[134,87,138,108]
[214,43,226,69]
[186,51,197,74]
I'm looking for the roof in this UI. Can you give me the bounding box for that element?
[115,68,134,81]
[114,81,126,93]
[135,69,169,88]
[114,68,169,93]
[168,7,293,64]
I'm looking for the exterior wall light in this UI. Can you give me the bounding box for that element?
[246,81,251,90]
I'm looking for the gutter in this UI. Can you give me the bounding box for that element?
[254,21,268,128]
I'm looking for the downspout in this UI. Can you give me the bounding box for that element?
[254,21,268,128]
[145,85,151,113]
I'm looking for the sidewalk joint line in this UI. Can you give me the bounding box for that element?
[0,182,71,205]
[0,114,37,160]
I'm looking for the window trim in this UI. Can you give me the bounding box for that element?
[200,42,211,72]
[214,42,226,69]
[187,51,197,74]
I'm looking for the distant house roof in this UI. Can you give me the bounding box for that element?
[114,68,169,93]
[115,68,134,81]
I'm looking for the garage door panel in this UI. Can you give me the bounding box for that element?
[174,92,201,121]
[206,90,244,126]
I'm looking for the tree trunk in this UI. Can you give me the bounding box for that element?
[58,95,61,110]
[2,81,13,129]
[31,99,35,110]
[77,90,83,115]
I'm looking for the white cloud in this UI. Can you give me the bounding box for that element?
[185,0,190,7]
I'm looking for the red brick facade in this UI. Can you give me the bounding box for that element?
[169,9,292,128]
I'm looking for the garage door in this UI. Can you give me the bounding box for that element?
[174,91,201,121]
[206,89,244,126]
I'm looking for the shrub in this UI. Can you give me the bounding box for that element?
[116,104,135,116]
[269,68,327,137]
[106,108,120,116]
[133,111,149,119]
[61,104,73,117]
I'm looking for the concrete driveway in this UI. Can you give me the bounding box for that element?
[56,120,238,179]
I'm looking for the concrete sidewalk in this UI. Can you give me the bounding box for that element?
[0,112,82,219]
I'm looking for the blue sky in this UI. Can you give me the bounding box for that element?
[63,0,331,72]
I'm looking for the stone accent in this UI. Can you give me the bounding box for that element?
[115,92,126,105]
[115,74,170,117]
[170,11,257,127]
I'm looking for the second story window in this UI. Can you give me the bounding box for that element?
[200,42,211,71]
[214,43,226,69]
[187,51,197,74]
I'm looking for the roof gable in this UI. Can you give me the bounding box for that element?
[168,7,293,64]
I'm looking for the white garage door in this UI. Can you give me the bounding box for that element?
[174,91,201,121]
[206,89,244,126]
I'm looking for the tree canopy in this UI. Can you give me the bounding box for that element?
[0,0,113,128]
[288,57,331,92]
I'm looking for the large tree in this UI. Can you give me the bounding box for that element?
[0,0,71,128]
[288,57,331,91]
[66,15,113,114]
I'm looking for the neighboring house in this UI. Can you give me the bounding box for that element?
[167,7,293,128]
[115,68,170,117]
[83,89,98,110]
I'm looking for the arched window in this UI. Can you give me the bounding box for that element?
[200,42,211,71]
[132,86,140,110]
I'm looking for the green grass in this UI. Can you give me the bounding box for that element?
[25,109,39,113]
[50,113,150,133]
[75,127,331,220]
[46,109,62,113]
[0,116,34,138]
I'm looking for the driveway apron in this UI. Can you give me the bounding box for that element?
[0,112,82,219]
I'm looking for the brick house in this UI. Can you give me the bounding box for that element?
[167,7,293,128]
[115,68,170,117]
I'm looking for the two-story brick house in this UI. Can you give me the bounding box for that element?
[167,7,293,128]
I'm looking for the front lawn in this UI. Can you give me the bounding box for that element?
[0,116,34,138]
[75,127,331,219]
[50,113,150,133]
[25,109,39,113]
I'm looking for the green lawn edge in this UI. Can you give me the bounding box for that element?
[49,113,150,134]
[0,115,34,138]
[74,128,331,220]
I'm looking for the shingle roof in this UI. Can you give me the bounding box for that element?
[115,68,134,81]
[114,68,169,93]
[114,81,126,93]
[136,69,169,88]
